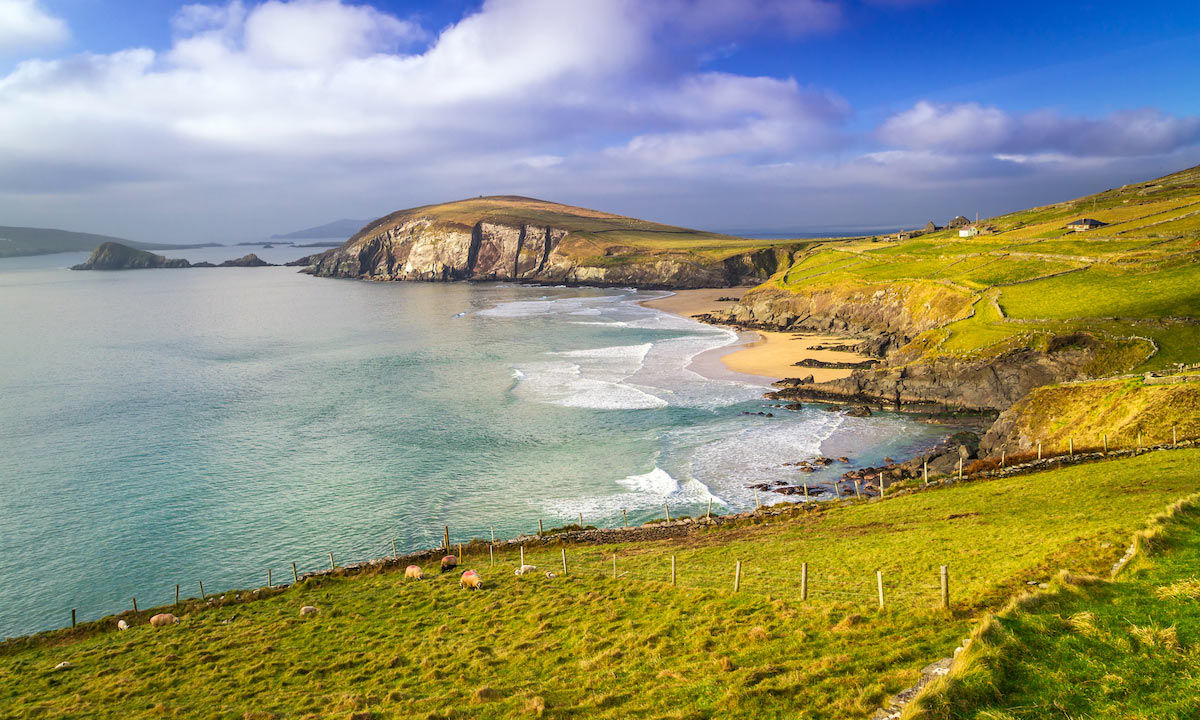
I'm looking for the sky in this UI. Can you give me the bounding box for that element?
[1,0,1199,243]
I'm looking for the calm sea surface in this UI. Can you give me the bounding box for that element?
[0,247,947,636]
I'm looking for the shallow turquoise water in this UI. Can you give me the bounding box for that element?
[0,249,948,636]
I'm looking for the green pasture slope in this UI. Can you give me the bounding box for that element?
[766,164,1200,374]
[1,450,1197,719]
[906,495,1200,719]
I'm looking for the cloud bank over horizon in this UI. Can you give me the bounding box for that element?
[1,0,1198,242]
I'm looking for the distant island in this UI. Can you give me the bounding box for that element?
[70,242,278,270]
[0,226,221,259]
[270,218,367,240]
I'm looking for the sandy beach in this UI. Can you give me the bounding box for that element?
[642,289,872,383]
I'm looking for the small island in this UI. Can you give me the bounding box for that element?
[71,242,277,270]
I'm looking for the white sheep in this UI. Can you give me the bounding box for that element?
[514,565,537,576]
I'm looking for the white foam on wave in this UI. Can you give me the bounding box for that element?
[511,358,668,410]
[543,466,722,521]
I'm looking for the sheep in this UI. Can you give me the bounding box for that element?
[405,565,424,580]
[440,555,458,573]
[460,570,483,590]
[149,613,177,628]
[514,564,537,576]
[544,572,556,579]
[117,619,128,631]
[299,606,319,617]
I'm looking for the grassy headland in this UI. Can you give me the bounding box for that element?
[2,450,1197,719]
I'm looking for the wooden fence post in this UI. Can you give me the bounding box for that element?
[71,609,76,628]
[734,560,741,593]
[880,474,886,498]
[199,580,205,600]
[623,508,628,527]
[612,553,617,579]
[175,584,180,605]
[665,503,671,522]
[833,480,841,500]
[957,457,963,480]
[1069,437,1074,457]
[458,542,463,562]
[854,479,862,498]
[1103,433,1108,454]
[801,562,808,601]
[132,597,137,613]
[391,538,398,559]
[490,526,495,544]
[876,570,884,610]
[578,512,583,528]
[538,519,544,535]
[707,498,712,520]
[267,569,272,588]
[923,460,929,485]
[1037,441,1042,460]
[754,490,760,510]
[292,563,298,584]
[444,526,450,552]
[671,555,677,586]
[803,481,810,501]
[561,548,568,576]
[329,552,335,570]
[940,565,950,610]
[490,544,495,567]
[1001,450,1006,467]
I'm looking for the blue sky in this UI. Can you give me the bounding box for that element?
[1,0,1199,242]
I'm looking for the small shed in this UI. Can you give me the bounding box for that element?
[1066,218,1107,232]
[958,226,979,238]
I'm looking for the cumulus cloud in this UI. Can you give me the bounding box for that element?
[0,0,68,54]
[879,101,1200,157]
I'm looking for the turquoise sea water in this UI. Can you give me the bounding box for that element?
[0,248,948,636]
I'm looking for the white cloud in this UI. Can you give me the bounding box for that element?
[0,0,68,54]
[879,101,1200,157]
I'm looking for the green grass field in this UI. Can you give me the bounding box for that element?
[3,451,1197,719]
[905,495,1200,719]
[752,165,1200,378]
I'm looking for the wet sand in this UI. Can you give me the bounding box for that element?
[641,289,871,383]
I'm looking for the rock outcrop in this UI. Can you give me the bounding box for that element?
[71,242,190,270]
[218,253,275,267]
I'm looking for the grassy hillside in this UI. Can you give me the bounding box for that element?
[353,195,796,265]
[3,450,1197,719]
[0,226,220,258]
[905,496,1200,719]
[763,164,1200,374]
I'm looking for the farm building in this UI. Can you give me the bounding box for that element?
[958,226,979,237]
[1066,218,1107,231]
[923,221,940,232]
[947,215,970,228]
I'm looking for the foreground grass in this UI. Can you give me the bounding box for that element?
[1,451,1197,719]
[906,496,1200,719]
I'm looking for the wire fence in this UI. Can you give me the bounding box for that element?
[50,428,1198,634]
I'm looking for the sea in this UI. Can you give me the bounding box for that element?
[0,246,949,636]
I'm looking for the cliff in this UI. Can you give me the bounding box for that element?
[71,242,191,270]
[300,196,798,288]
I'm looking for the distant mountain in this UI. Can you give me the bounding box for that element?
[0,226,221,259]
[270,219,366,240]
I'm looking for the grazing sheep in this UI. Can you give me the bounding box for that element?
[460,570,483,590]
[149,613,177,628]
[405,565,424,580]
[117,619,128,631]
[53,661,71,671]
[514,564,537,576]
[299,605,319,617]
[544,572,556,579]
[440,555,458,573]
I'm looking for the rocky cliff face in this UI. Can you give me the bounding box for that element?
[71,242,190,270]
[302,219,785,288]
